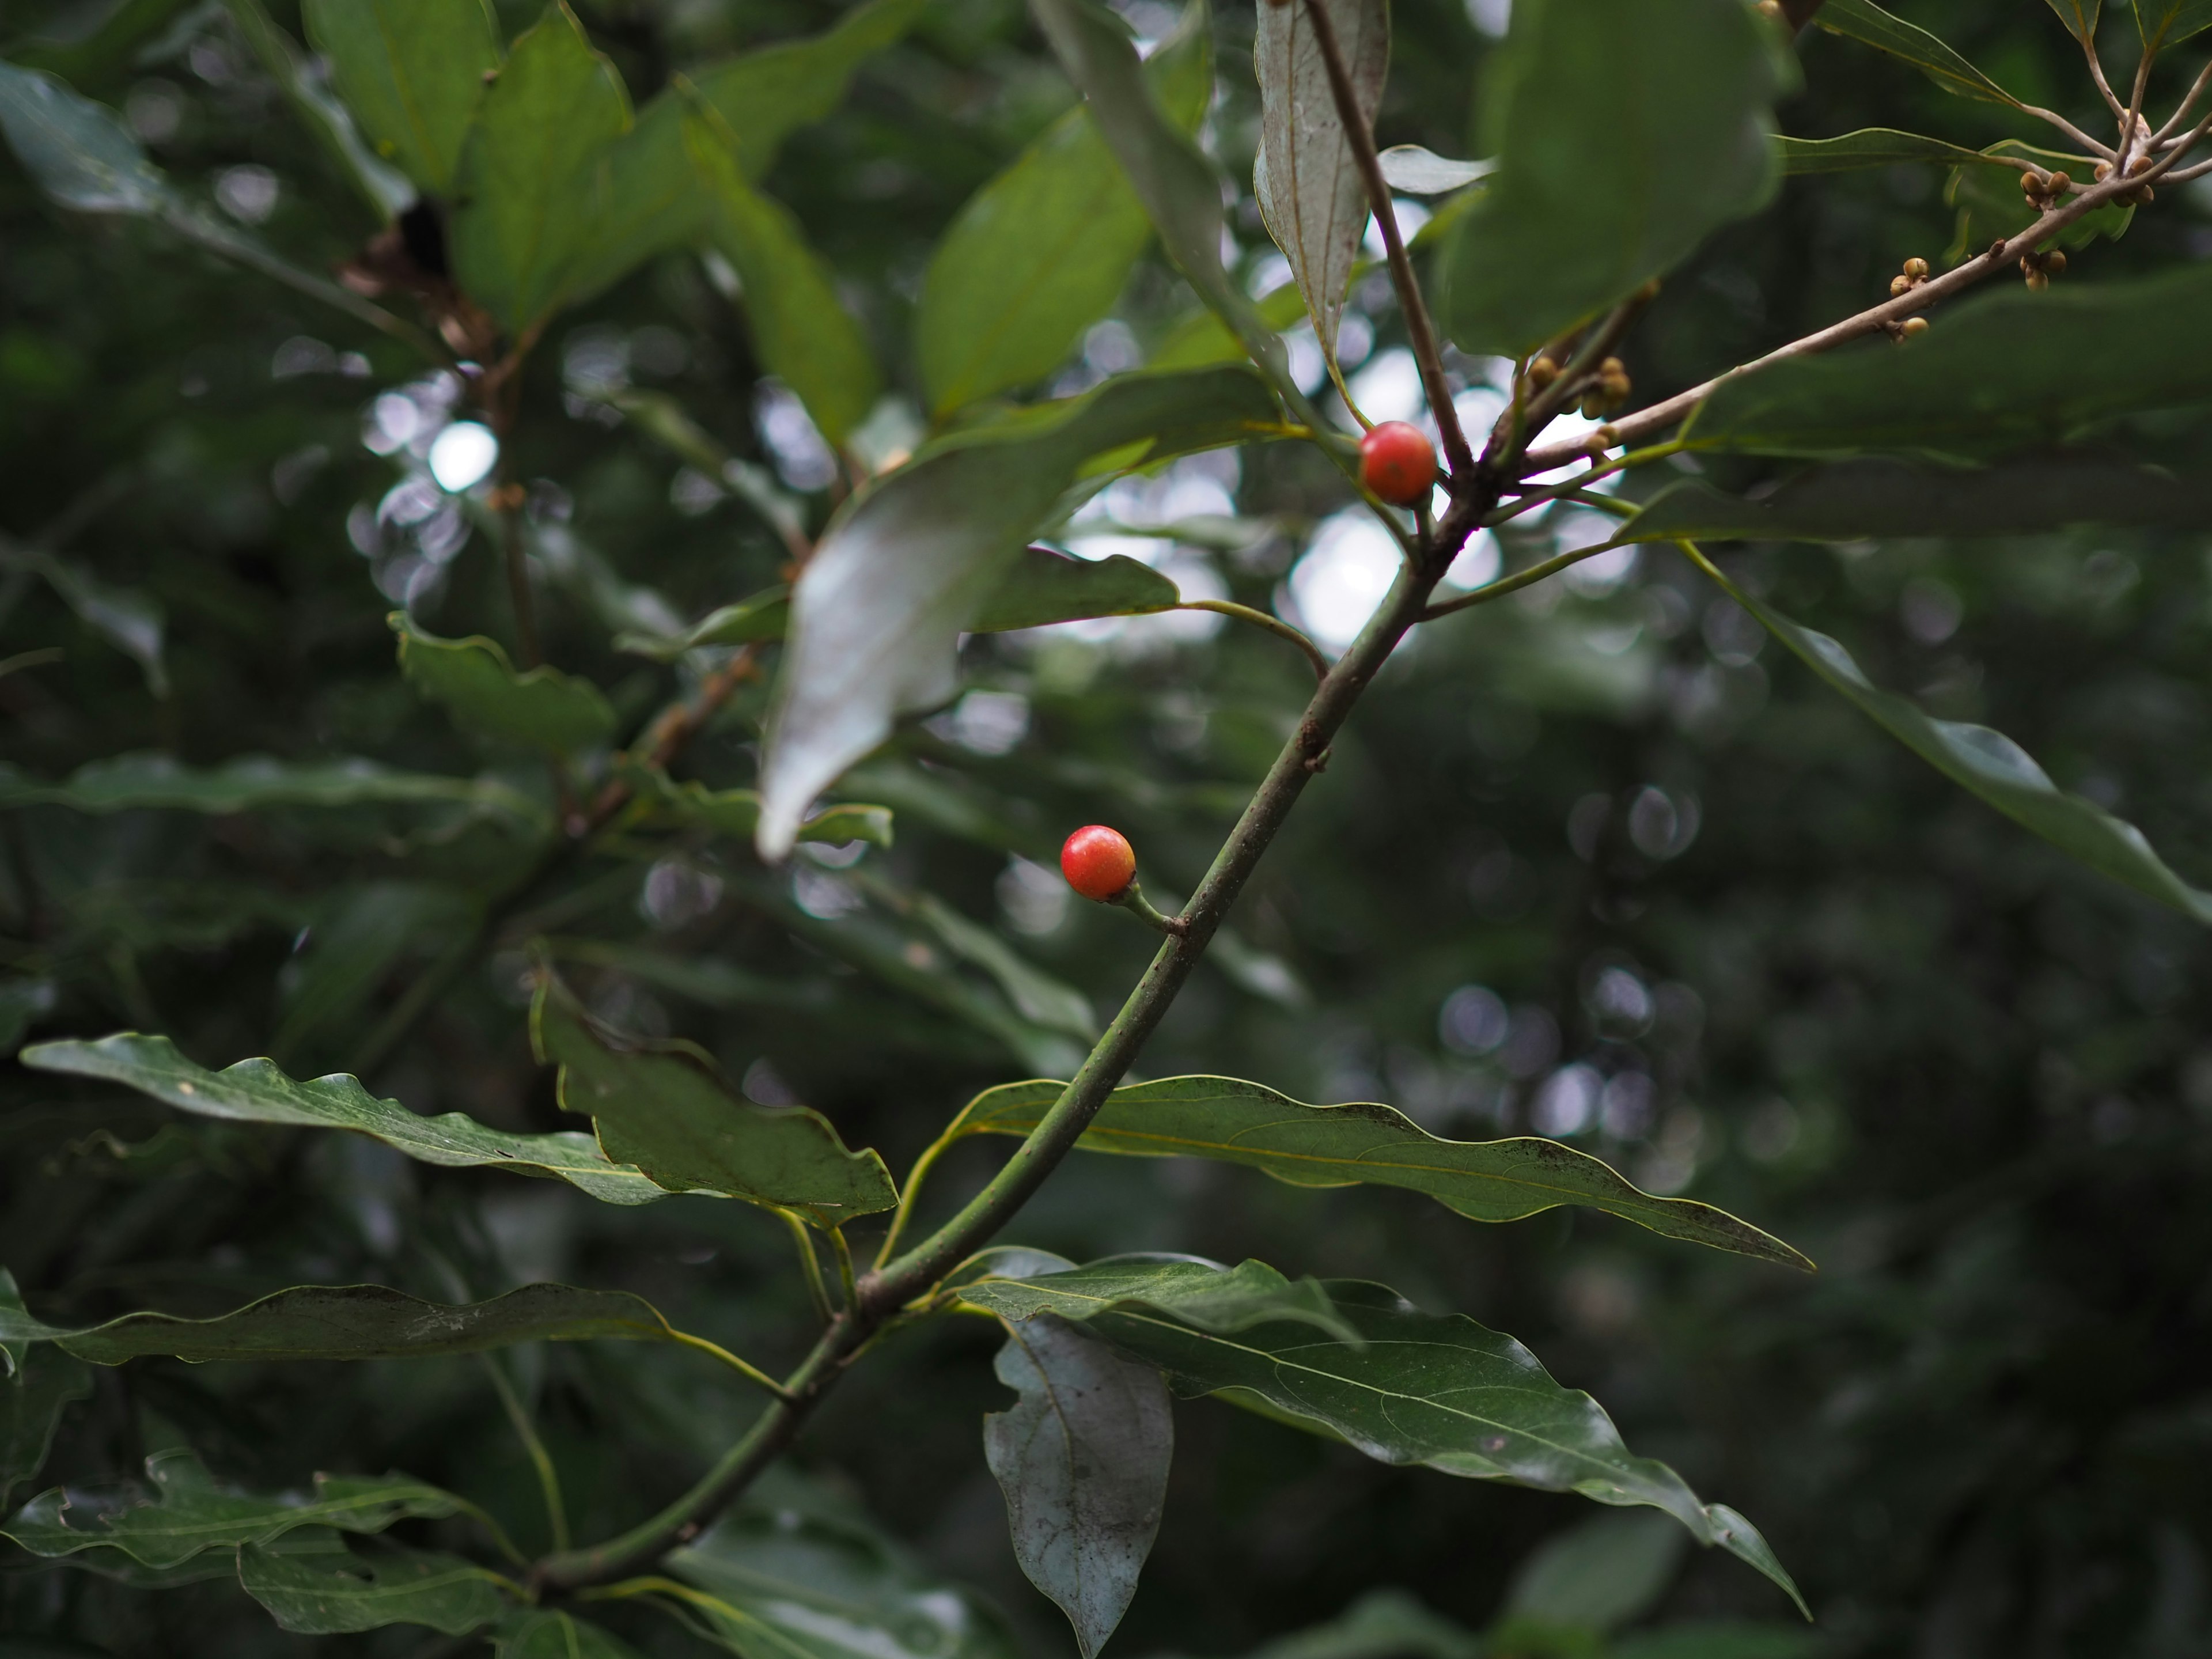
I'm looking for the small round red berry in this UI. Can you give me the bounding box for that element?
[1060,825,1137,903]
[1358,422,1437,506]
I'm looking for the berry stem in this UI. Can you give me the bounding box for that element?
[1111,881,1187,937]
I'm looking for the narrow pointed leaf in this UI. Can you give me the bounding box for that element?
[624,764,894,849]
[1813,0,2021,104]
[394,615,616,754]
[448,1,631,332]
[1,1349,92,1508]
[921,6,1210,415]
[986,1316,1172,1659]
[951,1075,1810,1268]
[497,1611,649,1657]
[301,0,500,194]
[21,1032,669,1205]
[1,1448,463,1569]
[1254,0,1387,362]
[1622,454,2212,542]
[755,365,1279,858]
[3,1279,695,1366]
[1777,127,1992,172]
[960,1255,1363,1343]
[239,1539,506,1634]
[617,585,790,658]
[686,113,880,446]
[531,975,897,1223]
[960,1259,1805,1613]
[224,0,414,217]
[690,0,928,181]
[1375,145,1493,194]
[0,753,545,827]
[1683,263,2212,460]
[1438,0,1787,355]
[969,546,1180,632]
[1028,0,1303,409]
[1681,544,2212,925]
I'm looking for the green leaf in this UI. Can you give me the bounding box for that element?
[617,585,791,658]
[1683,263,2212,460]
[1237,1590,1479,1659]
[497,1611,649,1657]
[530,974,898,1224]
[2,1278,698,1366]
[959,1259,1805,1614]
[1147,278,1313,373]
[393,613,617,754]
[447,1,631,333]
[958,1255,1364,1344]
[0,1269,55,1374]
[1027,0,1302,409]
[222,0,414,217]
[689,0,928,181]
[1375,145,1494,195]
[2134,0,2212,51]
[1942,142,2133,264]
[1622,454,2212,543]
[1253,0,1387,365]
[1,1347,92,1509]
[1677,543,2212,925]
[238,1538,507,1634]
[300,0,500,194]
[666,1472,1019,1659]
[0,751,545,828]
[755,364,1279,857]
[21,1032,669,1205]
[1777,127,1994,172]
[969,546,1180,632]
[1609,1623,1822,1659]
[1,1447,463,1569]
[2046,0,2101,44]
[1437,0,1787,356]
[919,6,1210,416]
[949,1074,1810,1267]
[1812,0,2021,105]
[685,112,880,446]
[986,1315,1172,1659]
[625,763,895,849]
[1502,1511,1686,1635]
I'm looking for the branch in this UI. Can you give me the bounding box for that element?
[2153,58,2212,143]
[1296,0,1475,482]
[1515,126,2212,474]
[1494,287,1657,467]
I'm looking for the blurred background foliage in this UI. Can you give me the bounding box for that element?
[2,0,2211,1654]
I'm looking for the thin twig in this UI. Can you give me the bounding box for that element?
[1500,288,1658,463]
[481,1354,570,1553]
[2153,58,2212,142]
[1175,600,1330,677]
[1418,536,1630,622]
[2022,103,2118,159]
[2082,29,2128,123]
[1296,0,1475,480]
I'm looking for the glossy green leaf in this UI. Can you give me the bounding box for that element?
[224,0,414,217]
[1502,1511,1686,1635]
[300,0,499,194]
[1,1447,463,1569]
[755,365,1279,857]
[1253,0,1387,365]
[530,975,897,1224]
[497,1611,649,1657]
[1622,455,2212,543]
[919,6,1209,415]
[1438,0,1787,356]
[690,0,928,181]
[1813,0,2021,104]
[1,1347,91,1508]
[1683,263,2212,460]
[986,1315,1172,1659]
[969,546,1180,632]
[393,614,617,754]
[960,1259,1805,1613]
[666,1472,1021,1659]
[2046,0,2101,43]
[950,1075,1810,1267]
[21,1032,669,1205]
[1679,544,2212,925]
[1944,144,2133,264]
[685,112,879,446]
[0,751,544,825]
[959,1256,1363,1343]
[1028,0,1302,407]
[448,2,631,332]
[1777,127,1991,172]
[2134,0,2212,50]
[617,585,790,658]
[1,1278,696,1365]
[239,1539,507,1634]
[1376,145,1494,195]
[626,764,894,849]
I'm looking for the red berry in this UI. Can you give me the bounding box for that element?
[1359,421,1438,506]
[1060,825,1137,903]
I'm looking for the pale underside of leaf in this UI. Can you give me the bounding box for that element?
[1375,144,1494,194]
[1254,0,1388,361]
